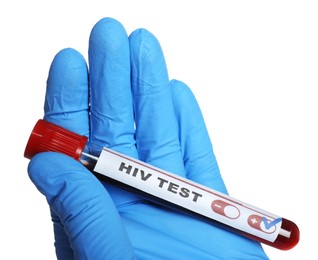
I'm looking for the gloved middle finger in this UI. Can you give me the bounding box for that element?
[88,17,137,158]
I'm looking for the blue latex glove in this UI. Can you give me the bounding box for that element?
[28,17,269,259]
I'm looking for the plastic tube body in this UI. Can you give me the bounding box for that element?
[80,145,299,250]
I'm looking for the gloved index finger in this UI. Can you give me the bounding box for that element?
[44,48,89,136]
[88,18,137,158]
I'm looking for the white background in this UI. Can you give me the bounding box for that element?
[1,1,317,259]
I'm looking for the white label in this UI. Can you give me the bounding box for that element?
[94,148,282,242]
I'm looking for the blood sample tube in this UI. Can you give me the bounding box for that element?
[24,119,300,251]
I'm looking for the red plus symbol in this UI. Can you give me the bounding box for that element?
[250,218,258,225]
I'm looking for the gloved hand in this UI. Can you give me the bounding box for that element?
[28,17,269,259]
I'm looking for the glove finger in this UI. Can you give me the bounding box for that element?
[43,47,90,256]
[88,17,141,207]
[44,48,89,135]
[88,17,137,157]
[50,208,74,259]
[129,29,185,176]
[170,80,228,193]
[28,152,135,259]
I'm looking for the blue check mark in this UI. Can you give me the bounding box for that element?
[262,217,282,230]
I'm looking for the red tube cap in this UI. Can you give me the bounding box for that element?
[24,119,88,161]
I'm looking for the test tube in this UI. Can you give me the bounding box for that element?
[24,119,300,250]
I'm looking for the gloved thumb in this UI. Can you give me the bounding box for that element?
[28,152,135,259]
